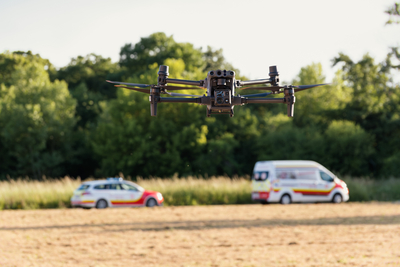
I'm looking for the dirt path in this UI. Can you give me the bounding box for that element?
[1,203,400,266]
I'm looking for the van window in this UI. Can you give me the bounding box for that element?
[276,169,296,179]
[297,170,318,180]
[253,171,269,181]
[320,171,334,182]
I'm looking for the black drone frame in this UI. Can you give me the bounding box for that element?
[107,65,327,117]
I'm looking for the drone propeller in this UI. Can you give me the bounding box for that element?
[291,84,329,92]
[240,83,329,92]
[114,85,202,97]
[161,85,205,91]
[106,80,151,88]
[241,92,272,98]
[114,85,152,94]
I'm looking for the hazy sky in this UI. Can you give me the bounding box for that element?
[0,0,398,82]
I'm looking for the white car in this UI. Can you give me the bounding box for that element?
[70,178,164,209]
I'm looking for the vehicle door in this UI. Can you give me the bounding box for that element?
[295,169,319,202]
[120,183,144,206]
[317,171,336,201]
[92,183,109,201]
[108,183,127,206]
[276,168,300,201]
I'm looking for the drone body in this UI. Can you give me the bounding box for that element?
[107,65,327,117]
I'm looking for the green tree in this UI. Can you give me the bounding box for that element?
[291,63,351,128]
[56,54,120,128]
[385,2,400,24]
[0,52,77,178]
[333,53,400,176]
[120,32,204,75]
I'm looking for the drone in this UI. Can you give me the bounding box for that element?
[106,65,327,117]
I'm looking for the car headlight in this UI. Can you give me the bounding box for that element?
[156,192,163,201]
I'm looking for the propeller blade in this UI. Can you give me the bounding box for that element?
[166,92,202,97]
[161,86,206,91]
[293,83,330,92]
[114,85,151,94]
[241,92,272,97]
[106,80,151,88]
[240,86,283,91]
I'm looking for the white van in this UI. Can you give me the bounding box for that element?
[252,160,349,204]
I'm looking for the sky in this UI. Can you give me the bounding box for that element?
[0,0,398,83]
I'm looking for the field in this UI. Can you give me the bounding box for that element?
[1,203,400,266]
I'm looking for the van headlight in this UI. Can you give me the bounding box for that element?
[157,193,163,201]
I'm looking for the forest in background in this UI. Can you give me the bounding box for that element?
[0,4,399,180]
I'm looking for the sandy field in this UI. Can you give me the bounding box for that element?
[0,203,400,267]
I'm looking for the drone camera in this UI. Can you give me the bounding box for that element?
[206,69,236,116]
[214,89,232,106]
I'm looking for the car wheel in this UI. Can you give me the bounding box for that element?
[280,194,291,205]
[96,199,108,209]
[146,198,157,207]
[332,193,343,204]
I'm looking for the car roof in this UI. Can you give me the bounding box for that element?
[82,179,133,185]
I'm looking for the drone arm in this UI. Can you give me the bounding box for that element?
[242,96,295,117]
[243,97,285,104]
[237,78,272,87]
[165,78,203,87]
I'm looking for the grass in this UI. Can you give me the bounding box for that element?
[136,176,252,206]
[1,175,400,210]
[0,177,80,210]
[0,176,252,210]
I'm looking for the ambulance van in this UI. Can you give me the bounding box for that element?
[252,160,349,204]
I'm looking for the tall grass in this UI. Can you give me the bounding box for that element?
[342,176,400,202]
[0,176,400,210]
[137,176,252,206]
[0,177,80,210]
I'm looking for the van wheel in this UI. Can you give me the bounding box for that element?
[146,198,157,207]
[96,199,108,209]
[280,194,291,205]
[332,193,343,204]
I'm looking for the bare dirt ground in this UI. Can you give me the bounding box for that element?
[0,203,400,267]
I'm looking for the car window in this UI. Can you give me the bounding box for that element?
[109,184,122,190]
[121,183,138,191]
[94,184,107,190]
[320,171,334,182]
[77,184,90,190]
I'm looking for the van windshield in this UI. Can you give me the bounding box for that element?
[252,171,269,181]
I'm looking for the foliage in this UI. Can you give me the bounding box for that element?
[385,2,400,25]
[0,52,77,179]
[333,53,400,175]
[120,32,204,74]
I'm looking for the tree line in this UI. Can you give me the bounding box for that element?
[0,29,399,180]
